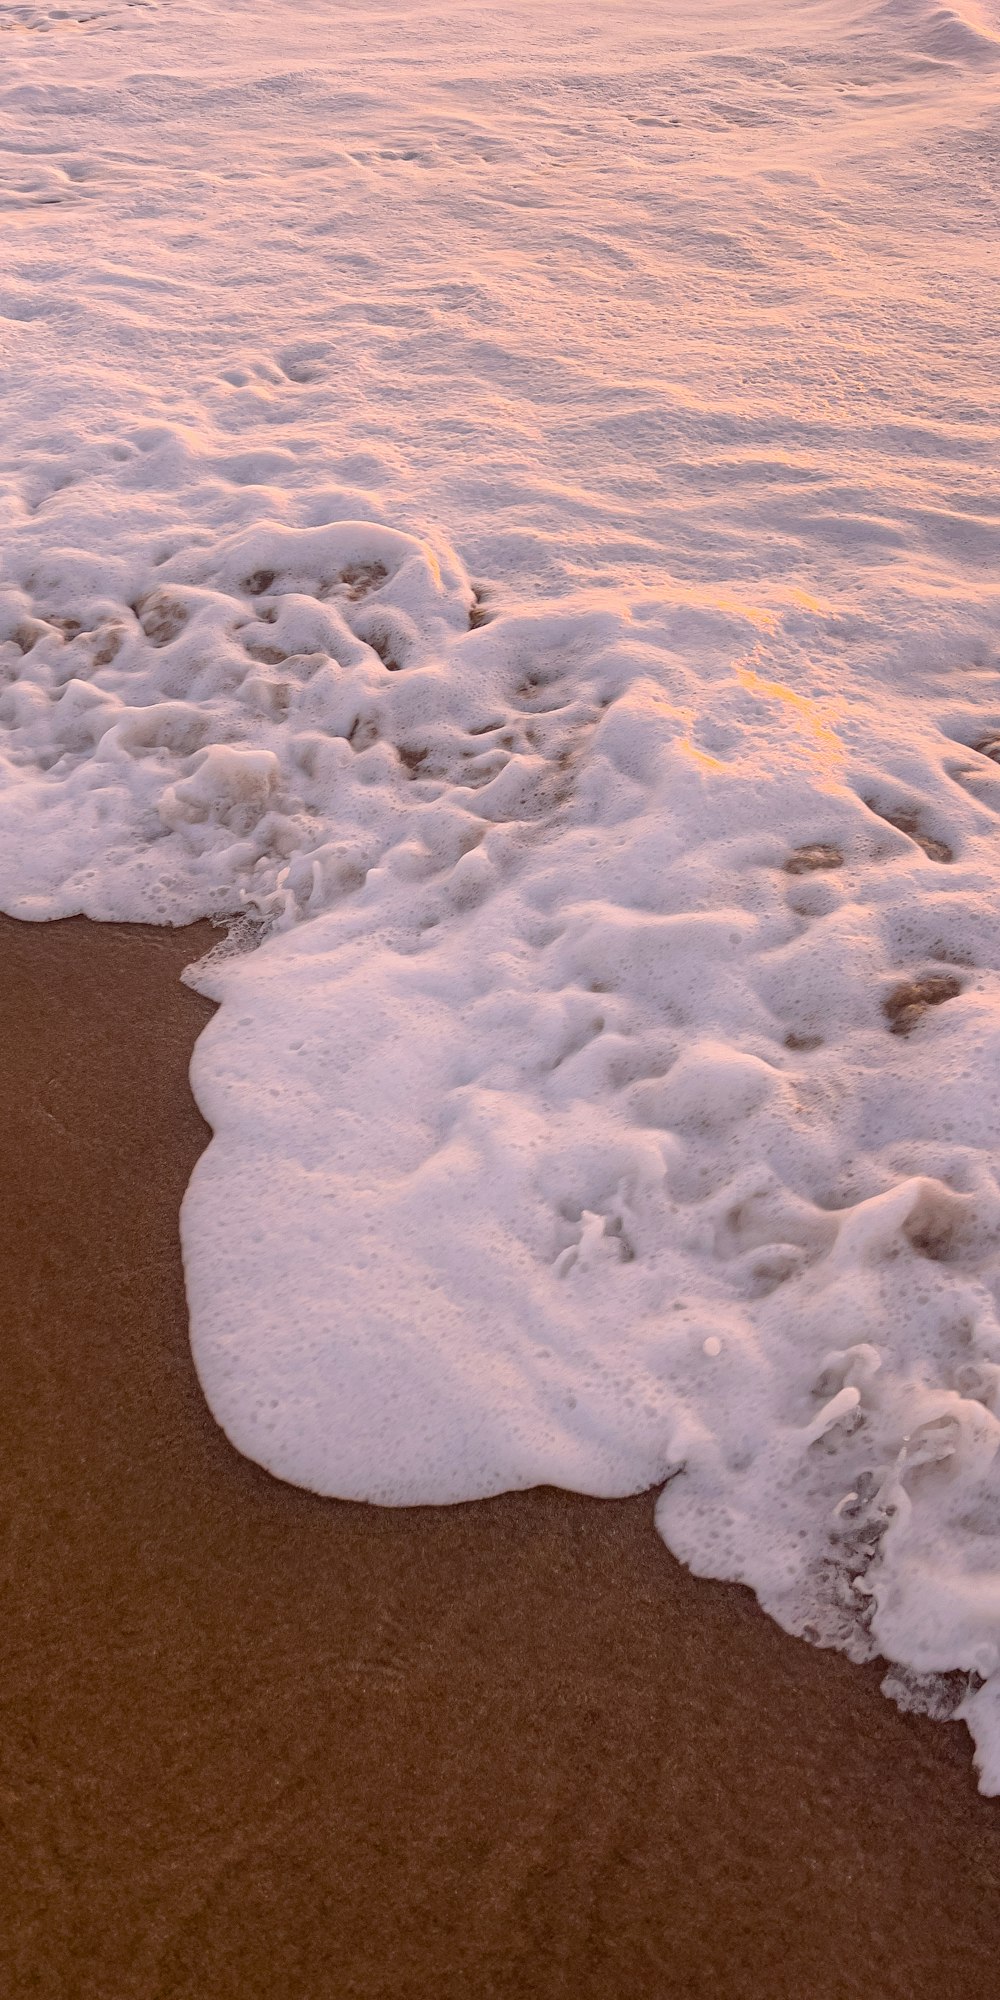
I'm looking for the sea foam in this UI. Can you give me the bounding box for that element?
[5,517,1000,1781]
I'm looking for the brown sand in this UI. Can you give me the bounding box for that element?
[2,911,1000,2000]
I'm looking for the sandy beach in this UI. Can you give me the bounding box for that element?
[1,910,998,1998]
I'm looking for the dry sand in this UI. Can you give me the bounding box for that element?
[2,911,1000,1999]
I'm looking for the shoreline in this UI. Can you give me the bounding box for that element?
[2,911,999,1999]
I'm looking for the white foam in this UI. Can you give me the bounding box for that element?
[3,0,1000,1786]
[174,557,1000,1726]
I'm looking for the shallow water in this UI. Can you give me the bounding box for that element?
[2,0,1000,1782]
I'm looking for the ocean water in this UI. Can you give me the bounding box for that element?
[3,0,1000,1782]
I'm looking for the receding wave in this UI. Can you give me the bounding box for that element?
[3,0,1000,1793]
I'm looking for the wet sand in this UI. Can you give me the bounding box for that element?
[2,912,999,2000]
